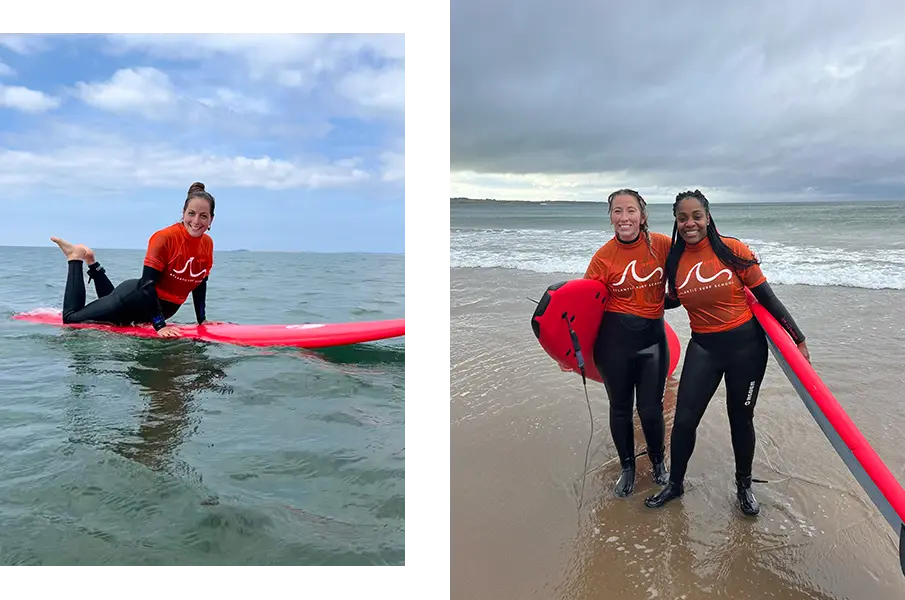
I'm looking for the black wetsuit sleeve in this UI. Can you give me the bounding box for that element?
[749,281,806,344]
[665,295,682,310]
[192,277,208,324]
[139,265,167,330]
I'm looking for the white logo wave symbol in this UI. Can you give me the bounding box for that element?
[678,261,732,289]
[612,260,664,287]
[172,256,207,278]
[285,324,326,330]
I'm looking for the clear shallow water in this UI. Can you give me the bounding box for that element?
[0,245,405,565]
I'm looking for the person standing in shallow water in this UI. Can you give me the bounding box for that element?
[51,182,219,338]
[583,189,676,497]
[644,189,809,516]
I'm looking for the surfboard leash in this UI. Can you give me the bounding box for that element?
[562,311,595,511]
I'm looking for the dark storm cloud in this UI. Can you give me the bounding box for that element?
[451,0,905,199]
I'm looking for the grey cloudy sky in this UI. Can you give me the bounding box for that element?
[451,0,905,202]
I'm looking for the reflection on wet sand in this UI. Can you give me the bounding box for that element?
[553,379,889,600]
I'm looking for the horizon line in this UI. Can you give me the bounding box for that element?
[450,196,905,205]
[0,244,405,257]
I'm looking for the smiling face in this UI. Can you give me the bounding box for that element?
[609,193,645,241]
[675,196,710,244]
[183,197,213,237]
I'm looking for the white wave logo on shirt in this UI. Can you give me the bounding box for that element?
[170,256,208,283]
[677,261,733,295]
[611,259,664,290]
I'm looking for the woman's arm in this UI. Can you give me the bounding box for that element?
[192,277,208,324]
[749,280,806,345]
[138,265,168,330]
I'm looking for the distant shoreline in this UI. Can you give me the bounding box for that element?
[450,196,905,205]
[0,245,404,257]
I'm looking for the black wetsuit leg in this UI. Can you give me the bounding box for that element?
[723,323,768,483]
[664,339,725,485]
[62,260,179,325]
[594,311,669,495]
[633,331,669,463]
[87,262,115,298]
[645,318,768,511]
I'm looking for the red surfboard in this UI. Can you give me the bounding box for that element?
[11,309,405,349]
[531,279,681,383]
[745,288,905,576]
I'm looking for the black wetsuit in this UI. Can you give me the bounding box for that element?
[647,281,805,513]
[62,259,207,329]
[669,317,768,485]
[594,311,668,467]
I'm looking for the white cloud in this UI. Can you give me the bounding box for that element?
[104,33,402,68]
[276,69,306,87]
[450,170,649,202]
[380,151,405,182]
[103,34,405,109]
[0,34,47,54]
[336,67,405,113]
[72,67,274,122]
[197,88,271,115]
[3,34,406,119]
[0,85,61,113]
[0,127,375,195]
[74,67,177,117]
[0,60,14,77]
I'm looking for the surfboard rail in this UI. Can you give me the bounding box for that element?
[11,309,404,349]
[745,287,905,576]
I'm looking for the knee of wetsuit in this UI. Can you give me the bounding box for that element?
[609,400,634,420]
[637,404,664,421]
[672,410,700,434]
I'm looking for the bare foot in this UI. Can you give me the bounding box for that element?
[77,245,96,265]
[50,237,87,261]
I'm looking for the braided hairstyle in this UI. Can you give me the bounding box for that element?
[665,189,759,298]
[606,188,656,259]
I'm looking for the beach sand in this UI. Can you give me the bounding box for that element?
[451,266,905,599]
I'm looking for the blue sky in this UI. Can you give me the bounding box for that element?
[0,33,404,253]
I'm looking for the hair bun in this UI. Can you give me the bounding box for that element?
[188,181,206,194]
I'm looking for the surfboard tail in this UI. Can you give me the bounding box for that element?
[745,288,905,576]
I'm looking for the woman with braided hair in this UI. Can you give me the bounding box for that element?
[50,182,219,338]
[583,189,675,497]
[644,189,809,515]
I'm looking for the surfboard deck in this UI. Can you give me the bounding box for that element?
[531,279,681,382]
[745,288,905,576]
[11,310,405,349]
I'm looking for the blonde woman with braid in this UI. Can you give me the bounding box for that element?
[583,189,677,497]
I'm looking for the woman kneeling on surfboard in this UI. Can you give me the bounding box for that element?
[50,182,218,338]
[583,189,676,497]
[644,189,809,515]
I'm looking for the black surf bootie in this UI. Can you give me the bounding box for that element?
[649,453,669,486]
[644,480,684,508]
[736,475,760,516]
[614,457,636,497]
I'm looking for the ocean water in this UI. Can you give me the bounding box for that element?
[451,199,905,289]
[0,245,405,565]
[450,199,905,599]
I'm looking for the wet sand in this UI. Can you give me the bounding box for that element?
[451,267,905,600]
